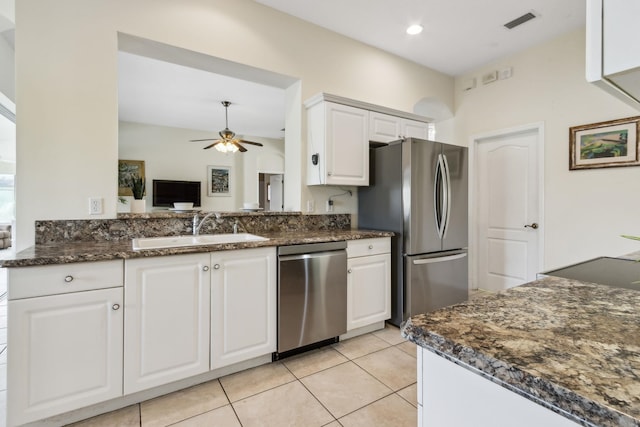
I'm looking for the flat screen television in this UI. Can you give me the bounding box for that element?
[152,179,201,207]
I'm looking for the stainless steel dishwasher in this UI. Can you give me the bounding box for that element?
[276,241,347,359]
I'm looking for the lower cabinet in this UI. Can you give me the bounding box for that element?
[8,286,124,426]
[211,247,277,369]
[124,253,211,394]
[124,248,277,392]
[346,238,391,330]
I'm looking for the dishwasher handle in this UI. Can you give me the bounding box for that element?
[279,250,345,262]
[278,241,347,256]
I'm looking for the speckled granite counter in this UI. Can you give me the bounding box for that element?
[0,229,393,267]
[401,277,640,427]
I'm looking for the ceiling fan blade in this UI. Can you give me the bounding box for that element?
[239,139,264,147]
[234,142,248,152]
[189,138,217,142]
[203,141,222,150]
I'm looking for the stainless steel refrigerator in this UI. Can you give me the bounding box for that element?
[359,138,468,326]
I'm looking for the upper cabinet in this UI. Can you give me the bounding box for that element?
[369,111,429,143]
[305,93,431,186]
[307,101,369,186]
[586,0,640,108]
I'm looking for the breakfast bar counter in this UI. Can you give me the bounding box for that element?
[401,276,640,427]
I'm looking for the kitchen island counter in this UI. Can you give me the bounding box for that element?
[401,277,640,427]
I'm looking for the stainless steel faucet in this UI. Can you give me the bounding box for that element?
[192,212,216,235]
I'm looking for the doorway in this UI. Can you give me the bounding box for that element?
[258,173,284,211]
[470,123,544,292]
[0,93,15,253]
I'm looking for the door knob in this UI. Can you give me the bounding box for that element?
[524,223,539,229]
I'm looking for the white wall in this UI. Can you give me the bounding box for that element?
[119,121,284,212]
[454,29,640,270]
[0,34,14,102]
[15,0,453,249]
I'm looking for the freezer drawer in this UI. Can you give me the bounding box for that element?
[405,250,468,318]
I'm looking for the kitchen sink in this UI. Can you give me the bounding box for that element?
[132,233,269,250]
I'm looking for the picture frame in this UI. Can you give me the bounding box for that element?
[569,116,640,170]
[118,159,145,196]
[207,165,231,197]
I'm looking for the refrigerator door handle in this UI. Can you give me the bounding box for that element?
[412,252,467,265]
[434,154,448,239]
[442,153,452,238]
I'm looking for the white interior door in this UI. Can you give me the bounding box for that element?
[269,174,284,211]
[475,126,542,292]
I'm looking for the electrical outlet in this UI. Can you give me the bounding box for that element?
[307,199,315,212]
[89,197,103,215]
[326,200,334,212]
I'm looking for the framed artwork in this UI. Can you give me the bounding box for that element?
[569,116,640,170]
[207,165,231,196]
[118,159,145,196]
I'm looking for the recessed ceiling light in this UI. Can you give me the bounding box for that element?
[406,24,423,35]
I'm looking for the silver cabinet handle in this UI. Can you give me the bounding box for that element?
[348,268,352,274]
[64,275,74,283]
[368,245,373,249]
[112,303,120,311]
[213,264,220,270]
[203,266,210,272]
[524,223,539,229]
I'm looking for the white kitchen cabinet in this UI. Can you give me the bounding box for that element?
[307,101,369,186]
[8,261,124,427]
[346,238,391,330]
[210,247,277,369]
[586,0,640,106]
[124,253,211,394]
[369,111,429,143]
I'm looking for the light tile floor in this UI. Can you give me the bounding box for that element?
[68,324,417,427]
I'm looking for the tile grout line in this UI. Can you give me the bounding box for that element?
[281,359,340,425]
[218,379,244,427]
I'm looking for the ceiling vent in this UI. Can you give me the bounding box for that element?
[504,12,536,30]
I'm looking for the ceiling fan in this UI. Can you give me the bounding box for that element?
[189,101,264,153]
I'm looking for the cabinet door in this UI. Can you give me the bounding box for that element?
[347,253,391,330]
[402,119,429,140]
[325,102,369,186]
[8,288,123,426]
[369,111,401,143]
[211,247,276,369]
[124,254,210,394]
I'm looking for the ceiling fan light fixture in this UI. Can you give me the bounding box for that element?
[215,141,239,153]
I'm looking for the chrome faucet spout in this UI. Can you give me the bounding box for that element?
[193,212,217,235]
[233,220,239,234]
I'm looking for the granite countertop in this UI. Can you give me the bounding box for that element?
[0,229,393,268]
[402,277,640,427]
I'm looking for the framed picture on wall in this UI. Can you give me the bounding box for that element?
[569,116,640,170]
[118,159,145,196]
[207,165,231,197]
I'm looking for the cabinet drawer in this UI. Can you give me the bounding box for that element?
[347,237,391,258]
[8,260,124,300]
